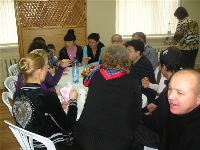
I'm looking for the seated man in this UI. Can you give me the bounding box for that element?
[159,69,200,150]
[132,47,181,149]
[132,32,158,70]
[111,34,123,44]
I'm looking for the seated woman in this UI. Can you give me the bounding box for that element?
[16,42,71,93]
[13,52,78,149]
[58,29,83,66]
[126,40,157,104]
[74,44,142,150]
[82,33,104,69]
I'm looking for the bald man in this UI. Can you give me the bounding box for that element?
[160,69,200,150]
[111,34,123,44]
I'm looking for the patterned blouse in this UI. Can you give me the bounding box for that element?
[170,17,199,50]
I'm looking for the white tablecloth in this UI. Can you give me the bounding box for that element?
[57,67,147,119]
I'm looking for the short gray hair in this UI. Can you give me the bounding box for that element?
[132,32,146,43]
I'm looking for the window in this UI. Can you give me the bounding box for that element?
[0,0,18,45]
[116,0,181,37]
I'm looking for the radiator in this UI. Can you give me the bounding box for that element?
[0,56,20,79]
[153,45,168,59]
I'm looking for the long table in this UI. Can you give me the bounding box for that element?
[56,67,147,119]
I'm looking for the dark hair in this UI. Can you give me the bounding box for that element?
[88,33,100,42]
[28,41,49,53]
[126,40,144,55]
[32,37,45,43]
[64,29,76,41]
[160,59,181,73]
[132,32,146,43]
[174,7,189,19]
[47,44,55,50]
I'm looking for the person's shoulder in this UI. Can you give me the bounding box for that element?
[76,45,83,49]
[123,74,141,92]
[60,46,66,51]
[145,44,157,52]
[140,55,152,65]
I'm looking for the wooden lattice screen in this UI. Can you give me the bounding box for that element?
[14,0,87,58]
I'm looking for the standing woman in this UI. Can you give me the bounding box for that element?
[163,7,199,69]
[82,33,105,69]
[13,52,78,149]
[58,29,83,66]
[74,44,142,150]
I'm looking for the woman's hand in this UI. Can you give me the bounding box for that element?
[48,67,55,75]
[82,57,90,64]
[87,64,93,69]
[56,60,61,67]
[55,88,61,95]
[141,77,150,88]
[69,88,78,100]
[163,40,169,45]
[60,60,72,68]
[78,62,82,67]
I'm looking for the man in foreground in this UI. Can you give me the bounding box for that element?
[159,69,200,150]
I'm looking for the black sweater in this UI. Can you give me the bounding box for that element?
[159,106,200,150]
[129,55,157,104]
[78,71,142,139]
[58,45,83,63]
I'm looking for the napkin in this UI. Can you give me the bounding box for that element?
[60,85,72,101]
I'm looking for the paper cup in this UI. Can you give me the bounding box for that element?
[67,82,71,86]
[79,89,87,103]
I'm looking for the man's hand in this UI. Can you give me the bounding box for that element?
[141,77,150,88]
[147,103,157,113]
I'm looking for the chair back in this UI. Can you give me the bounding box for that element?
[4,76,18,93]
[4,120,56,150]
[2,92,13,116]
[9,64,19,77]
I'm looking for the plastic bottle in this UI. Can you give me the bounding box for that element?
[72,57,79,83]
[167,23,171,37]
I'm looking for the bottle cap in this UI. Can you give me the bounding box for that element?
[73,57,76,60]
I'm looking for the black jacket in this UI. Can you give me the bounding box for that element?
[12,83,77,146]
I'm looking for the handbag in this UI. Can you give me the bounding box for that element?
[45,113,74,146]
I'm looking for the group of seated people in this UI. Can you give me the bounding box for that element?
[11,29,200,150]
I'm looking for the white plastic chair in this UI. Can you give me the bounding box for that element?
[2,92,13,116]
[4,120,56,150]
[144,146,158,150]
[9,64,19,76]
[4,76,18,93]
[154,66,160,81]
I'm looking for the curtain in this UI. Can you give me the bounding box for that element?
[0,0,18,44]
[116,0,180,36]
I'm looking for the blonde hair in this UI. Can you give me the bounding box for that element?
[101,44,131,73]
[18,53,45,81]
[30,49,48,59]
